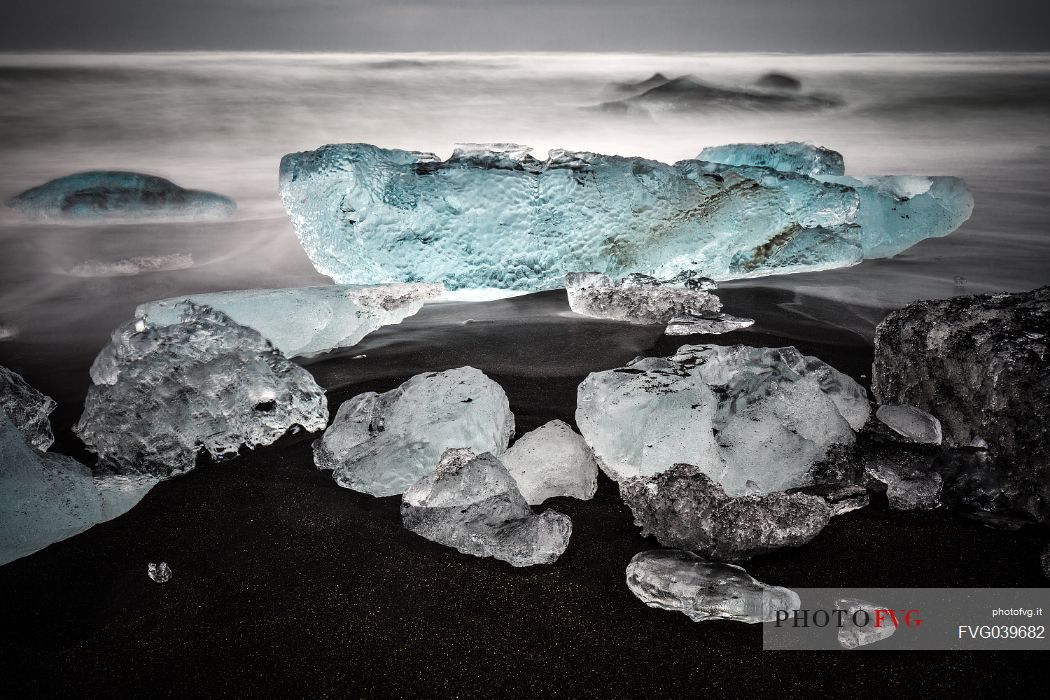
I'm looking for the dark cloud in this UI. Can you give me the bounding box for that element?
[1,0,1048,51]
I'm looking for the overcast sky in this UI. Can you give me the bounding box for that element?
[2,0,1049,52]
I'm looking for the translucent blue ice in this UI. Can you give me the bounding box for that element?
[697,142,845,177]
[7,171,235,221]
[280,143,973,292]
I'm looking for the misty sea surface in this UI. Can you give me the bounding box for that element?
[1,51,1049,401]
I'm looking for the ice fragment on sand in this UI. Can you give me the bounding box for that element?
[75,303,328,478]
[837,598,897,649]
[401,448,571,567]
[626,549,799,623]
[665,313,754,335]
[501,420,598,504]
[148,562,172,583]
[1,414,153,565]
[138,283,441,358]
[0,365,57,451]
[565,272,721,324]
[576,344,869,494]
[7,171,235,221]
[65,253,194,278]
[314,367,514,497]
[620,464,831,560]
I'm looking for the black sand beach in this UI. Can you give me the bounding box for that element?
[2,290,1046,697]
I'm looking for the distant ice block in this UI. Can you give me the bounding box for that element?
[7,171,235,221]
[314,367,514,497]
[754,72,802,91]
[664,313,754,335]
[1,414,154,566]
[698,142,845,177]
[599,76,839,115]
[137,283,442,358]
[620,464,831,560]
[280,143,970,291]
[75,303,328,478]
[1,365,57,451]
[876,404,943,445]
[401,448,572,567]
[626,549,800,624]
[576,344,869,495]
[65,253,195,278]
[501,420,599,504]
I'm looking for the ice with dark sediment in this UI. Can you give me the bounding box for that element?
[626,549,800,624]
[148,562,172,583]
[873,286,1050,523]
[866,461,943,511]
[876,404,943,445]
[314,367,515,497]
[1,414,154,566]
[837,598,897,649]
[7,171,235,221]
[620,464,831,560]
[279,142,972,292]
[75,302,328,478]
[137,282,442,358]
[401,448,572,567]
[576,344,869,495]
[698,142,845,177]
[500,420,598,504]
[1,365,57,451]
[665,313,755,335]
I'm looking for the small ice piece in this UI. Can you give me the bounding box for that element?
[795,482,870,517]
[576,344,869,495]
[75,302,328,478]
[1,414,154,566]
[876,404,943,445]
[65,253,194,278]
[620,464,831,560]
[866,462,942,511]
[665,313,754,335]
[500,420,599,504]
[837,598,896,649]
[148,562,172,583]
[137,283,442,358]
[7,171,235,221]
[401,448,572,567]
[626,549,800,624]
[698,142,845,177]
[565,272,721,325]
[280,143,969,291]
[314,367,514,497]
[1,365,57,451]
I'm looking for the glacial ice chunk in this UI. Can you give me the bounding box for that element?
[75,303,328,478]
[600,76,839,114]
[501,420,599,504]
[137,283,442,358]
[626,549,800,623]
[1,365,57,451]
[1,414,154,566]
[873,286,1050,522]
[7,171,235,221]
[665,313,754,335]
[876,404,943,445]
[576,344,869,495]
[620,464,831,560]
[698,142,845,177]
[565,272,721,323]
[401,448,572,567]
[866,460,942,511]
[281,143,965,291]
[148,562,172,583]
[314,367,514,497]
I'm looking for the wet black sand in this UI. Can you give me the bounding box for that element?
[2,290,1048,697]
